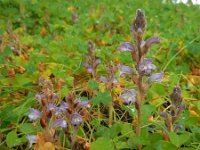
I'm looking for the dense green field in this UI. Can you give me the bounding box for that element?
[0,0,200,149]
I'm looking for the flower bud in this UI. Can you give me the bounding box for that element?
[40,118,47,129]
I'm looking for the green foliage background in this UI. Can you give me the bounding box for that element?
[0,0,199,149]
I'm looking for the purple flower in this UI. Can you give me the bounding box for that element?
[111,76,118,84]
[47,103,57,111]
[139,58,156,74]
[87,66,93,73]
[95,58,101,65]
[119,64,133,77]
[145,37,160,48]
[53,117,67,128]
[117,42,135,52]
[60,102,68,109]
[26,135,37,147]
[100,76,118,84]
[100,76,107,83]
[148,71,164,82]
[35,94,42,101]
[83,62,89,67]
[28,108,42,121]
[35,94,46,102]
[79,101,90,108]
[55,102,68,116]
[71,113,82,126]
[121,89,137,104]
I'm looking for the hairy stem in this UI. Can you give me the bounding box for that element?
[108,102,113,127]
[71,127,78,150]
[135,76,143,150]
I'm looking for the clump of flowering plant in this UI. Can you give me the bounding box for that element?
[160,86,186,132]
[100,61,119,126]
[117,9,163,149]
[63,93,90,149]
[27,77,60,149]
[27,77,90,149]
[83,40,100,79]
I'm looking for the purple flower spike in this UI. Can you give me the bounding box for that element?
[145,37,160,48]
[71,113,82,126]
[117,42,135,52]
[139,58,156,74]
[100,76,107,83]
[119,64,133,77]
[148,71,164,83]
[121,89,137,104]
[53,117,67,128]
[26,135,37,148]
[28,108,42,121]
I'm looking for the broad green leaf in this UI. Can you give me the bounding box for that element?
[109,123,121,138]
[6,131,26,148]
[92,92,112,105]
[90,137,114,150]
[169,132,191,147]
[88,80,99,90]
[19,123,35,134]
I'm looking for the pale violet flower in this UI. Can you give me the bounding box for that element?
[100,76,118,84]
[139,58,156,74]
[121,89,137,104]
[28,108,42,121]
[53,117,67,128]
[100,76,107,83]
[79,101,90,108]
[119,64,133,77]
[55,102,68,116]
[117,42,135,52]
[71,113,82,126]
[145,37,160,48]
[26,135,37,148]
[47,103,57,111]
[148,71,164,82]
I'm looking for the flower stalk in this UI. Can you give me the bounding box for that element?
[118,9,162,150]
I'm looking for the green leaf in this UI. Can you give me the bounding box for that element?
[88,80,99,90]
[162,141,177,150]
[19,123,35,134]
[94,127,110,138]
[92,92,112,105]
[121,123,133,136]
[109,124,121,138]
[90,137,114,150]
[6,131,26,148]
[169,132,191,147]
[15,75,31,86]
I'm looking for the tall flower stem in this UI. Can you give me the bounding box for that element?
[71,126,78,150]
[108,83,113,127]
